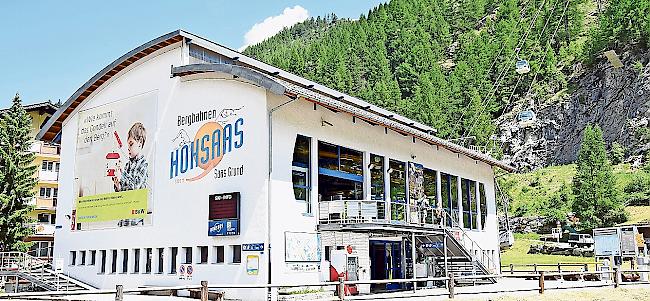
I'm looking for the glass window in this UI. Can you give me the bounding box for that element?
[134,249,140,273]
[157,248,164,273]
[214,246,225,264]
[122,249,128,273]
[100,250,107,273]
[41,161,48,171]
[231,245,241,264]
[370,154,385,219]
[183,247,192,264]
[292,135,311,214]
[80,251,86,265]
[111,250,117,274]
[37,213,49,223]
[318,142,364,201]
[480,183,487,229]
[470,181,478,230]
[389,159,406,223]
[90,250,96,265]
[70,251,76,265]
[441,173,459,226]
[145,248,152,273]
[423,169,437,207]
[170,247,178,274]
[462,179,471,229]
[199,246,208,264]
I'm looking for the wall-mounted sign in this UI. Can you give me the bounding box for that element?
[243,243,264,251]
[208,220,239,236]
[208,192,240,236]
[420,242,443,249]
[247,255,259,275]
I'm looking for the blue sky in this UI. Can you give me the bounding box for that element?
[0,1,385,108]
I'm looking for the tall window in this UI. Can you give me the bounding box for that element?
[170,247,178,274]
[441,173,459,226]
[470,181,478,230]
[480,183,487,230]
[423,168,438,224]
[199,246,208,264]
[80,250,86,265]
[90,250,96,265]
[183,247,192,264]
[122,249,129,273]
[292,135,311,214]
[389,159,406,223]
[157,248,164,273]
[231,245,241,264]
[133,249,140,273]
[145,248,152,273]
[111,250,117,274]
[100,250,106,274]
[318,142,364,201]
[213,246,224,264]
[370,154,385,219]
[462,179,471,229]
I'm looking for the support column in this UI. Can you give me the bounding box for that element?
[384,157,391,221]
[475,182,482,231]
[363,152,371,202]
[412,232,417,292]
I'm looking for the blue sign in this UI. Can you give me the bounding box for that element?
[421,242,444,249]
[208,219,239,236]
[243,243,265,251]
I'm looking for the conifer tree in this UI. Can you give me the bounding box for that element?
[0,93,36,252]
[571,124,626,229]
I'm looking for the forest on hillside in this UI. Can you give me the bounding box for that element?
[244,0,650,156]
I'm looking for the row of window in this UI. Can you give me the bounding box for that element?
[41,161,60,172]
[39,187,58,199]
[69,245,242,274]
[292,135,489,230]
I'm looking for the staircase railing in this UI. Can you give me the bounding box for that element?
[440,210,497,273]
[0,251,94,291]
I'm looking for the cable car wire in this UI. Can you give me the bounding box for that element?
[452,0,547,140]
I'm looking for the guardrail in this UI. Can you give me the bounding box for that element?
[502,262,605,274]
[6,268,648,300]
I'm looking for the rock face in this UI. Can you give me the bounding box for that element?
[498,49,650,171]
[504,216,555,233]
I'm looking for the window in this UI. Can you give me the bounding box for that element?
[462,179,478,229]
[90,250,96,266]
[30,241,52,258]
[325,246,332,261]
[37,213,50,223]
[51,214,56,224]
[157,248,164,274]
[70,251,76,266]
[183,247,192,264]
[389,159,406,223]
[100,250,107,274]
[199,246,208,264]
[213,246,224,264]
[423,168,439,224]
[41,161,55,171]
[121,249,128,273]
[293,135,312,214]
[318,142,364,201]
[369,154,385,219]
[80,251,86,265]
[133,249,140,273]
[231,245,241,264]
[470,181,478,230]
[55,162,60,172]
[145,248,152,273]
[111,250,117,274]
[170,247,178,274]
[480,183,487,230]
[441,173,459,226]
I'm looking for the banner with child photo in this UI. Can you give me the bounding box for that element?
[73,92,157,231]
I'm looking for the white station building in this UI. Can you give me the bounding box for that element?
[38,30,514,300]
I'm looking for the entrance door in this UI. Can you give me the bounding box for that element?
[370,241,403,290]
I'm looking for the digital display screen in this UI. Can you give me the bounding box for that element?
[209,192,240,220]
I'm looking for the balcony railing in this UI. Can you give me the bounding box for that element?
[318,199,444,228]
[30,141,60,155]
[29,223,56,236]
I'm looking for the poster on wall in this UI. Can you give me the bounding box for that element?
[74,92,157,230]
[285,232,321,262]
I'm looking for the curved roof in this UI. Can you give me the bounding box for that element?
[37,30,515,172]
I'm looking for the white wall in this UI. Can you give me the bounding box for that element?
[55,45,270,300]
[268,93,501,283]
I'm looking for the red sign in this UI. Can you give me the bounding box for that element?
[209,192,240,220]
[346,245,353,254]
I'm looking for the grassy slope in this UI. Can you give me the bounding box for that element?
[501,233,592,267]
[501,163,640,218]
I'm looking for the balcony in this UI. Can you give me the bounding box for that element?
[31,198,56,210]
[30,141,60,156]
[37,170,59,183]
[318,199,445,231]
[29,223,55,236]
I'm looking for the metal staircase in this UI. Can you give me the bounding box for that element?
[0,252,95,292]
[416,211,498,284]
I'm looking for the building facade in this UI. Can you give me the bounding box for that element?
[2,101,60,258]
[38,31,513,300]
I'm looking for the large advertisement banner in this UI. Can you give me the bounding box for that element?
[74,92,157,230]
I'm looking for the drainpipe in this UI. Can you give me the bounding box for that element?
[266,95,299,297]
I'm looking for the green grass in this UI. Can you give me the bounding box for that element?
[622,206,650,225]
[501,164,638,217]
[501,234,593,269]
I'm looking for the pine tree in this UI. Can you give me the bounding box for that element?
[571,124,626,229]
[0,93,36,252]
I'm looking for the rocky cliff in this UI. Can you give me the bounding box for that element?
[499,49,650,171]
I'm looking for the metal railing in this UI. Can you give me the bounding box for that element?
[0,252,94,291]
[3,268,649,300]
[318,200,444,228]
[440,210,497,272]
